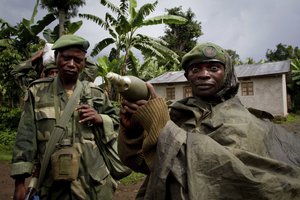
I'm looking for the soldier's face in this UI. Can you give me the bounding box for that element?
[47,69,59,77]
[185,61,225,97]
[56,48,86,82]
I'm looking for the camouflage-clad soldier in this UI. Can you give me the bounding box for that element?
[43,62,59,78]
[118,42,300,199]
[11,35,120,200]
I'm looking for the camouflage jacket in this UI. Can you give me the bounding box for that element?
[11,77,120,200]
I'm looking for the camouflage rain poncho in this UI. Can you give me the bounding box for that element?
[118,43,300,200]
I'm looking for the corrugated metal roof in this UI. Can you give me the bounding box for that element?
[149,71,187,84]
[235,60,291,78]
[149,60,291,84]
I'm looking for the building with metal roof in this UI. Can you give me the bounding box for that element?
[235,60,291,78]
[149,60,291,116]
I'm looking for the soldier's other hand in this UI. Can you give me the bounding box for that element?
[13,179,26,200]
[120,99,143,129]
[76,104,102,126]
[146,82,158,99]
[31,50,43,63]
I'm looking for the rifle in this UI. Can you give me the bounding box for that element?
[24,164,40,200]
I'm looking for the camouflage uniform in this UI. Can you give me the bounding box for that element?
[11,35,120,200]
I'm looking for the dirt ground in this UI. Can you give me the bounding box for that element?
[0,161,143,200]
[1,121,299,199]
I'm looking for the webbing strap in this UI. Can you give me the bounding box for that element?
[38,78,83,188]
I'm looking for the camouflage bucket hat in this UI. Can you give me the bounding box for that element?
[181,42,228,71]
[52,34,90,52]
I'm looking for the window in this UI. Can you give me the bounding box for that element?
[241,81,254,96]
[166,87,175,100]
[183,86,192,98]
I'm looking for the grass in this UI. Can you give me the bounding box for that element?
[0,145,12,161]
[273,112,300,124]
[120,171,145,185]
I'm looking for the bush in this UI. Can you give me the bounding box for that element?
[0,106,21,130]
[0,106,20,157]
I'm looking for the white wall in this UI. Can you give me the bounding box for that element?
[152,75,288,116]
[237,75,288,116]
[152,83,190,100]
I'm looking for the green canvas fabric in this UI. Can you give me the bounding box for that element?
[119,96,300,200]
[117,41,300,200]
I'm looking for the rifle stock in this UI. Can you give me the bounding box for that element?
[24,177,38,200]
[24,164,40,200]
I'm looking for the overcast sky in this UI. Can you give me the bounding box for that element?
[2,0,300,62]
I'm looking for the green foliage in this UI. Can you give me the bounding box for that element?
[244,57,255,64]
[41,0,86,36]
[272,113,300,124]
[120,171,145,185]
[0,0,56,107]
[0,129,16,150]
[291,58,300,85]
[160,6,202,62]
[0,150,12,161]
[40,0,86,18]
[79,0,187,76]
[0,106,20,158]
[43,20,83,43]
[0,106,21,130]
[226,49,242,65]
[266,43,300,62]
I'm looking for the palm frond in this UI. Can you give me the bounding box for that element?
[79,13,108,29]
[64,20,83,34]
[143,15,187,26]
[129,0,137,19]
[133,35,180,64]
[30,0,39,24]
[119,0,129,16]
[131,1,157,27]
[115,15,131,35]
[126,50,140,76]
[105,13,118,26]
[100,0,120,14]
[107,27,118,39]
[136,33,169,46]
[91,37,115,57]
[133,42,165,60]
[31,13,56,35]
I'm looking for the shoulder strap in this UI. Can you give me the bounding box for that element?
[38,79,83,188]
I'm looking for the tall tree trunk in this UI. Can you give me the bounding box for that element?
[58,10,66,37]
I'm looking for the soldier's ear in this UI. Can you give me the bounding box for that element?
[83,57,87,68]
[184,71,188,79]
[54,50,58,61]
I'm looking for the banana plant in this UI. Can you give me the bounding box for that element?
[291,58,300,86]
[79,0,187,75]
[43,20,83,43]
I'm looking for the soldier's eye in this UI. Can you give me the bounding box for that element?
[191,67,200,73]
[62,55,71,61]
[210,66,219,72]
